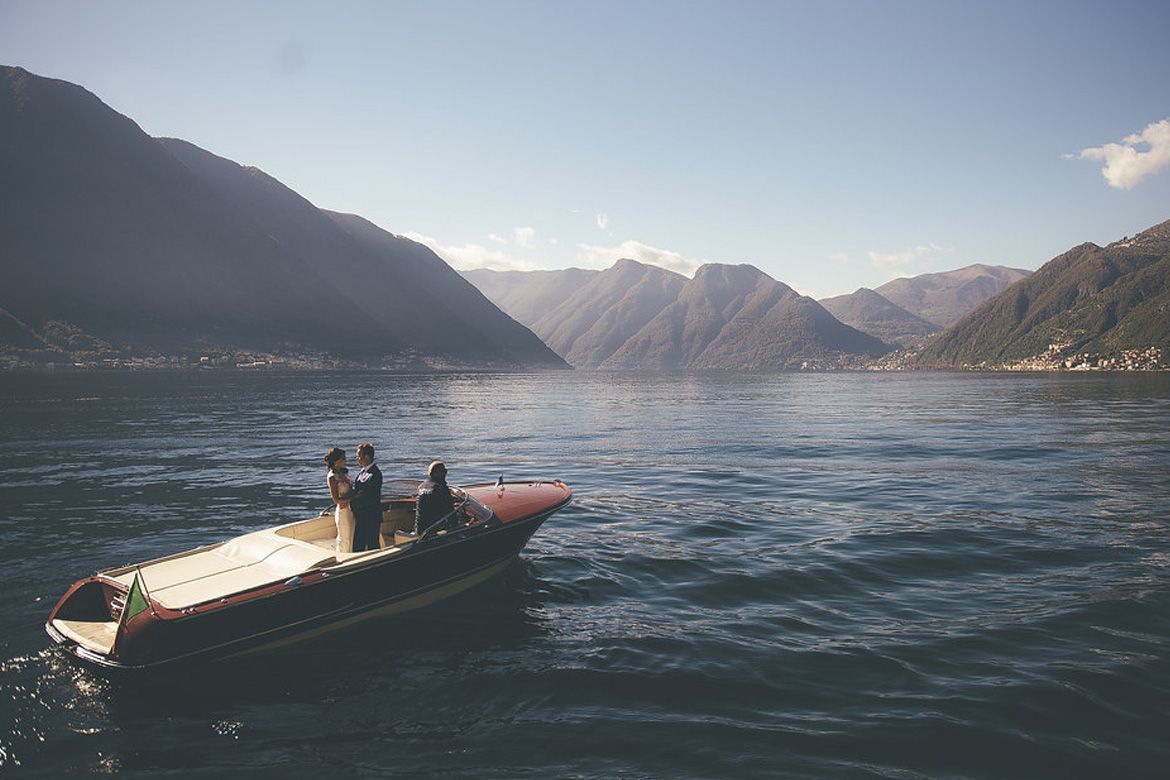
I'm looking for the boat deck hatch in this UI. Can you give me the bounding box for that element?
[108,532,337,610]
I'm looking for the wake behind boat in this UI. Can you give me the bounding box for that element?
[46,478,571,671]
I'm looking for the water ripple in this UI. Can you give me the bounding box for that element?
[1,371,1169,777]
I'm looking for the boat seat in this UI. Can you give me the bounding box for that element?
[275,514,338,543]
[277,508,414,546]
[381,505,416,534]
[114,531,337,610]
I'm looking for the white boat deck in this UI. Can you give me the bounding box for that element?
[105,512,413,610]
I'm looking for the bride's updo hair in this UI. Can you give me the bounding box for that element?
[324,447,345,468]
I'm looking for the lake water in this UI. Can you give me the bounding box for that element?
[1,370,1169,778]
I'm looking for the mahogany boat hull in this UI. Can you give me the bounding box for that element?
[46,481,570,671]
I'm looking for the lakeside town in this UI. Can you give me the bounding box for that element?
[995,345,1165,372]
[2,345,1165,373]
[0,349,423,372]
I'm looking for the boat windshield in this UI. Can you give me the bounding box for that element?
[453,487,493,526]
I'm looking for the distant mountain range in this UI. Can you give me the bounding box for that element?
[531,259,688,368]
[815,264,1031,348]
[604,263,890,369]
[467,259,890,369]
[914,218,1170,368]
[875,264,1032,328]
[818,288,940,347]
[468,234,1166,371]
[461,267,600,328]
[4,65,1166,373]
[466,259,1032,368]
[0,65,565,369]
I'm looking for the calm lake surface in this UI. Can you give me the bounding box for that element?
[1,370,1169,778]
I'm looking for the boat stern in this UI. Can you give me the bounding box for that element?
[46,574,159,669]
[46,577,123,662]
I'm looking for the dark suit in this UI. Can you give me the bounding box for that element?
[415,476,455,534]
[349,463,383,552]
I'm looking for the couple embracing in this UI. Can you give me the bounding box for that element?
[324,443,383,553]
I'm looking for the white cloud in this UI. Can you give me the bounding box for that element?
[402,231,542,273]
[1068,118,1170,189]
[485,226,537,248]
[513,226,536,248]
[829,252,850,263]
[575,239,703,276]
[868,243,954,276]
[596,212,610,231]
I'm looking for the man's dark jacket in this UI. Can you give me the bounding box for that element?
[415,477,455,533]
[350,463,384,552]
[350,463,383,514]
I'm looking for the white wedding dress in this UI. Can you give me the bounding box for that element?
[329,469,357,553]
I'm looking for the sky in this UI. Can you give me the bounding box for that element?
[2,0,1169,297]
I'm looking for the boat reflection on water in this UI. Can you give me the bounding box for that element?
[46,479,571,671]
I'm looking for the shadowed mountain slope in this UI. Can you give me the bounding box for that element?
[876,264,1031,327]
[819,288,939,347]
[529,259,687,367]
[0,309,46,351]
[320,210,563,364]
[914,218,1170,367]
[0,65,564,367]
[1,66,359,353]
[602,264,889,369]
[462,267,599,327]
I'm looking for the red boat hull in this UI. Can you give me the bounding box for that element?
[46,481,570,670]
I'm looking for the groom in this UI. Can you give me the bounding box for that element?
[349,442,384,552]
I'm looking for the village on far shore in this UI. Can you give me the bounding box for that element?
[3,343,1165,374]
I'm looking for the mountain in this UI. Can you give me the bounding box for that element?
[0,309,46,351]
[876,264,1032,327]
[462,267,599,327]
[0,65,565,368]
[602,264,889,369]
[914,218,1170,367]
[527,259,687,367]
[819,288,939,347]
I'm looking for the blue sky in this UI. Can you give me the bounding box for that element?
[2,0,1169,296]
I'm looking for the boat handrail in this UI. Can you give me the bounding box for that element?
[416,498,468,541]
[416,489,495,542]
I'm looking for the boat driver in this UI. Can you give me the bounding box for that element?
[415,460,456,533]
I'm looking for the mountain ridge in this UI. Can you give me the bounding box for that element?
[602,263,889,369]
[913,218,1170,368]
[461,267,600,327]
[529,259,687,367]
[876,263,1031,327]
[0,65,565,369]
[819,288,939,347]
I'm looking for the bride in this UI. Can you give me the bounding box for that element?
[325,447,356,553]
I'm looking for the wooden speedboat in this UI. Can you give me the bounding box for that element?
[46,478,571,671]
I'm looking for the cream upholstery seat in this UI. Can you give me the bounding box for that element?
[104,507,420,611]
[110,530,336,610]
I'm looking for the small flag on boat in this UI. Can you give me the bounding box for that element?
[119,570,151,626]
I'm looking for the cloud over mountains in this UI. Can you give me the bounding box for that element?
[1069,118,1170,190]
[575,239,703,276]
[867,243,955,276]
